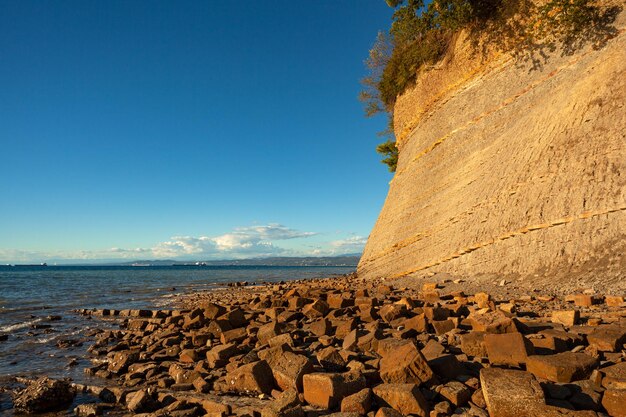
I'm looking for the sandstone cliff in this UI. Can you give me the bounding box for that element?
[358,11,626,287]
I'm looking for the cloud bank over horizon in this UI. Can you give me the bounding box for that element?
[0,224,366,263]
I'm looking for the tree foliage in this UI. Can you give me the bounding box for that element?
[376,140,399,172]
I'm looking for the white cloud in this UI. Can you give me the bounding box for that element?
[328,236,368,254]
[150,224,315,259]
[0,224,365,263]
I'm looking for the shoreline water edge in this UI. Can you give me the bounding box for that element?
[1,272,626,417]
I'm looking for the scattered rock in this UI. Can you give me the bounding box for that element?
[12,377,75,414]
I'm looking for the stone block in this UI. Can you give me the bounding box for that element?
[372,383,429,417]
[526,352,598,383]
[484,332,534,366]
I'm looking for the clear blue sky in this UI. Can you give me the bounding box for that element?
[0,1,394,263]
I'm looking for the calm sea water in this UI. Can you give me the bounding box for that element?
[0,265,354,385]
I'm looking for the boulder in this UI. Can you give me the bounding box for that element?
[378,304,407,323]
[587,326,626,352]
[374,407,403,417]
[201,302,226,319]
[261,389,303,417]
[526,352,598,383]
[127,389,160,413]
[206,343,238,368]
[401,314,428,333]
[218,308,248,328]
[271,352,314,392]
[13,377,75,414]
[605,296,624,307]
[484,332,534,366]
[551,310,579,327]
[258,322,286,345]
[107,350,139,373]
[479,368,544,417]
[222,360,276,395]
[468,311,516,334]
[303,372,366,409]
[379,341,433,384]
[372,383,430,417]
[438,381,471,407]
[340,388,372,415]
[602,389,626,417]
[302,300,330,318]
[599,362,626,389]
[431,319,455,335]
[317,346,347,371]
[573,294,594,307]
[310,319,332,337]
[460,331,487,357]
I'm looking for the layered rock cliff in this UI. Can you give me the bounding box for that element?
[358,12,626,285]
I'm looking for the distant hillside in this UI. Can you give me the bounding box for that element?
[113,255,360,267]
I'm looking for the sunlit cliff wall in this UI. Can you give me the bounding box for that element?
[358,12,626,283]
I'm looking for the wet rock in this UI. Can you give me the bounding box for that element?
[13,377,75,414]
[107,350,139,374]
[127,389,160,413]
[74,403,111,417]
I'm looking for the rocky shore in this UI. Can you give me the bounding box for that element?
[3,273,626,417]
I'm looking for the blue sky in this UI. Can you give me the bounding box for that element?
[0,1,394,263]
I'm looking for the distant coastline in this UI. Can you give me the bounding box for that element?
[2,254,361,268]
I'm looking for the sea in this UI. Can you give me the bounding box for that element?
[0,265,354,387]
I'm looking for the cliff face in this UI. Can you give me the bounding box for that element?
[358,13,626,284]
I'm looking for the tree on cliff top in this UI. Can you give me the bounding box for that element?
[361,0,621,173]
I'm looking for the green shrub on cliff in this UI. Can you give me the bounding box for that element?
[362,0,621,173]
[376,139,399,172]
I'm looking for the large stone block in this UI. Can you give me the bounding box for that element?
[372,383,429,417]
[379,341,433,384]
[303,372,366,410]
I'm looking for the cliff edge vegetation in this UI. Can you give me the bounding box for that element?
[361,0,622,171]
